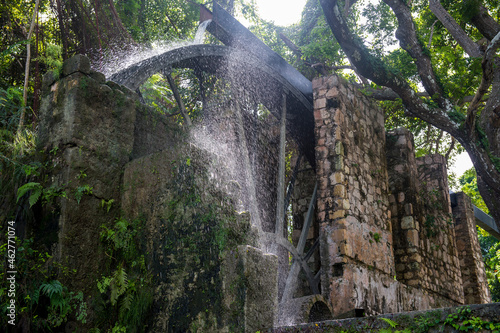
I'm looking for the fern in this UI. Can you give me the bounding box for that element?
[38,280,73,323]
[114,266,128,297]
[74,184,93,204]
[39,280,63,299]
[119,291,134,321]
[16,182,43,207]
[108,267,128,306]
[380,317,399,328]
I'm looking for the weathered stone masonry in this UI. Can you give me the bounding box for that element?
[37,56,280,332]
[312,75,490,317]
[452,192,491,304]
[36,55,491,331]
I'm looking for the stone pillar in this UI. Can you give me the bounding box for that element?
[313,75,395,317]
[386,128,423,287]
[417,154,464,304]
[452,192,491,304]
[223,245,279,333]
[387,130,464,305]
[38,55,137,294]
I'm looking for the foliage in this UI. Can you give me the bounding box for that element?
[0,86,24,131]
[74,184,93,204]
[35,43,63,79]
[0,237,87,329]
[459,168,489,213]
[376,307,500,333]
[16,181,68,208]
[443,306,500,332]
[98,216,153,331]
[36,280,88,327]
[459,168,500,301]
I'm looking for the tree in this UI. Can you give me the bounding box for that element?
[459,168,500,301]
[18,0,40,134]
[319,0,500,229]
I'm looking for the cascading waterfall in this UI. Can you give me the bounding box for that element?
[101,18,266,244]
[97,19,212,78]
[193,19,212,44]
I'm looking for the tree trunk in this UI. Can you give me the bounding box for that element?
[55,0,68,59]
[319,0,500,229]
[428,0,481,57]
[18,0,40,135]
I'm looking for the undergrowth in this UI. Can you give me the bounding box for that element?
[95,216,153,332]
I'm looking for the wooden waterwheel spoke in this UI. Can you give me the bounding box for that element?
[279,183,319,303]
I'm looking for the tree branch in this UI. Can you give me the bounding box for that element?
[279,32,302,58]
[165,73,192,126]
[361,87,429,101]
[428,20,438,49]
[383,0,446,106]
[470,5,500,41]
[319,0,459,136]
[343,0,358,17]
[428,0,481,58]
[466,31,500,128]
[107,0,137,45]
[434,129,444,153]
[444,136,455,162]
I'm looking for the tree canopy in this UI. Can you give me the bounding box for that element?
[314,0,500,230]
[2,0,499,245]
[2,0,500,329]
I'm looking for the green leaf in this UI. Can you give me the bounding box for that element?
[380,317,398,328]
[17,182,43,207]
[29,188,42,207]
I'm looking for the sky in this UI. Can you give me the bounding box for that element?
[253,0,306,26]
[251,0,473,179]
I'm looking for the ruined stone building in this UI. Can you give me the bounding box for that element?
[33,46,495,331]
[287,75,492,322]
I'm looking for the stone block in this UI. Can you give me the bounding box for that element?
[42,70,57,92]
[329,172,344,185]
[312,77,324,89]
[62,54,91,76]
[89,70,106,84]
[335,141,344,156]
[404,203,413,215]
[335,156,344,170]
[315,97,326,109]
[406,229,419,246]
[228,245,279,332]
[333,184,346,197]
[401,216,415,230]
[339,242,352,256]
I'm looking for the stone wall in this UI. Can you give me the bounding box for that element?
[38,55,136,295]
[386,128,423,289]
[416,154,463,303]
[452,192,491,304]
[36,55,279,332]
[312,74,490,318]
[387,130,464,305]
[313,75,395,317]
[34,56,492,331]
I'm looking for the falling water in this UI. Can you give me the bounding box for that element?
[193,19,212,44]
[94,19,212,78]
[93,11,310,329]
